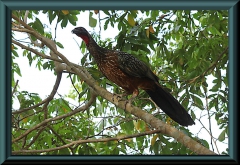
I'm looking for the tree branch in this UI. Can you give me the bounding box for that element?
[12,93,96,143]
[42,72,62,119]
[12,129,162,154]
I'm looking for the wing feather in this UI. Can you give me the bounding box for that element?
[117,51,159,82]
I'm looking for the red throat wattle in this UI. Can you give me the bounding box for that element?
[79,34,89,45]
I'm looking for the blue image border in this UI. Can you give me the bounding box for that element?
[0,0,238,163]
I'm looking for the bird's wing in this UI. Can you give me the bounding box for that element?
[117,51,159,82]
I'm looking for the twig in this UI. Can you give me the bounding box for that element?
[54,11,61,41]
[204,87,214,152]
[69,73,81,101]
[197,119,220,154]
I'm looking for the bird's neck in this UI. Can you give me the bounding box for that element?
[82,35,107,63]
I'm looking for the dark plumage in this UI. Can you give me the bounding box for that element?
[72,27,195,126]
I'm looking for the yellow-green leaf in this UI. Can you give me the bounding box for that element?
[89,12,97,28]
[149,25,155,33]
[61,10,69,15]
[128,14,135,27]
[146,28,150,38]
[151,134,158,146]
[166,116,172,125]
[145,123,150,131]
[218,129,226,142]
[179,58,184,65]
[133,10,138,14]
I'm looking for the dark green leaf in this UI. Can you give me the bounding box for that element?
[61,17,68,28]
[34,18,44,35]
[43,62,49,69]
[48,10,56,24]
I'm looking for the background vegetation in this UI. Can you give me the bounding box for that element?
[11,10,228,155]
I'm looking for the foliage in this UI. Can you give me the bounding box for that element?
[11,10,228,155]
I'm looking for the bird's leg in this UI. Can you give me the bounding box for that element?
[124,89,139,109]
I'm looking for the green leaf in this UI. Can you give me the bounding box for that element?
[152,140,161,154]
[15,64,22,77]
[191,94,203,109]
[150,10,159,21]
[68,15,77,26]
[208,26,222,36]
[199,139,209,149]
[69,10,80,15]
[137,45,150,54]
[27,53,33,66]
[30,34,37,41]
[12,49,19,57]
[89,12,97,28]
[191,110,196,121]
[218,129,226,142]
[43,62,49,69]
[59,148,70,154]
[187,70,198,79]
[34,18,44,35]
[56,41,64,49]
[104,19,109,30]
[127,13,135,27]
[48,10,56,24]
[61,17,68,28]
[112,147,119,154]
[127,37,139,45]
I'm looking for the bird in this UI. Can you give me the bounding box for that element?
[72,27,195,126]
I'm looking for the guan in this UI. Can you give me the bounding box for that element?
[72,27,195,126]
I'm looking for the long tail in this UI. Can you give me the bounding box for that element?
[145,84,195,126]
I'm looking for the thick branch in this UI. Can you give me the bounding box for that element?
[42,72,62,119]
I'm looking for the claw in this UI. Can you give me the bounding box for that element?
[112,89,139,111]
[112,93,128,102]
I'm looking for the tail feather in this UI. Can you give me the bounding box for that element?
[146,84,195,126]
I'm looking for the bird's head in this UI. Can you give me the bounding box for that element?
[72,27,90,45]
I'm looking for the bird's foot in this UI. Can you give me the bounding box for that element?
[112,93,128,102]
[124,98,133,110]
[112,93,132,111]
